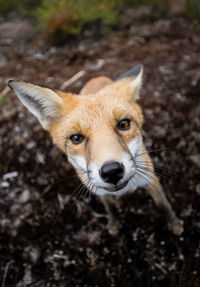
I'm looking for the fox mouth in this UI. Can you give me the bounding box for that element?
[104,180,129,192]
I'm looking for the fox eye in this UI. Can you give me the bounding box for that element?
[117,118,131,131]
[70,134,84,144]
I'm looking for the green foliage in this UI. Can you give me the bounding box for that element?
[123,0,154,6]
[35,0,122,37]
[0,0,199,40]
[0,96,7,105]
[0,0,41,15]
[185,0,200,19]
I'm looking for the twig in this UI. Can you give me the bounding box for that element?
[1,260,15,287]
[154,262,167,275]
[0,86,10,98]
[57,193,64,210]
[60,70,86,90]
[29,279,45,287]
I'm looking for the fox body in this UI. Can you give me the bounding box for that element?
[8,65,183,235]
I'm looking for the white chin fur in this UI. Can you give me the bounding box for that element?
[88,137,143,195]
[89,136,152,196]
[91,173,151,197]
[92,180,136,196]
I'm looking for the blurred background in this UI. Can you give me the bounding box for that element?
[0,1,200,286]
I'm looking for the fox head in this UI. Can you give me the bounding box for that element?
[8,65,144,196]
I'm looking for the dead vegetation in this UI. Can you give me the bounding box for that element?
[0,14,200,287]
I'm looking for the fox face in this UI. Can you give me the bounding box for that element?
[8,65,146,196]
[8,64,185,235]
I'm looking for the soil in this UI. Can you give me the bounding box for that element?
[0,15,200,287]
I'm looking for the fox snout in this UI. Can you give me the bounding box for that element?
[88,143,139,195]
[99,161,125,185]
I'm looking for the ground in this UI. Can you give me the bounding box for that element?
[0,14,200,287]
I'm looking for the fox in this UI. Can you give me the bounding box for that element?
[8,64,183,235]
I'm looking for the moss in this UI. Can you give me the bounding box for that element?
[35,0,122,39]
[0,96,7,105]
[0,0,41,15]
[185,0,200,20]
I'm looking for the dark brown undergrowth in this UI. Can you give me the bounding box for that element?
[0,16,200,287]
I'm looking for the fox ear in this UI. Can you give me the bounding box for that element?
[116,64,143,101]
[8,79,63,130]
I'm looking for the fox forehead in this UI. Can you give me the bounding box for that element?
[50,90,143,152]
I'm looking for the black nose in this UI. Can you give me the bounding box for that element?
[99,161,125,185]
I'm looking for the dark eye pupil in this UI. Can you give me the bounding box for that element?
[117,119,130,130]
[70,134,84,144]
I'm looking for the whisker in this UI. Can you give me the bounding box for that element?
[76,186,89,227]
[135,168,170,195]
[48,183,86,233]
[43,169,87,194]
[136,165,170,182]
[81,181,94,225]
[134,171,158,193]
[136,170,172,206]
[132,171,168,213]
[75,178,96,226]
[136,168,164,186]
[66,178,91,224]
[79,167,88,175]
[135,160,180,178]
[135,146,177,159]
[69,182,85,201]
[133,174,148,194]
[66,182,86,224]
[87,182,94,203]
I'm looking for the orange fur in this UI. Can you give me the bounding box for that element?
[50,82,143,157]
[9,67,184,235]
